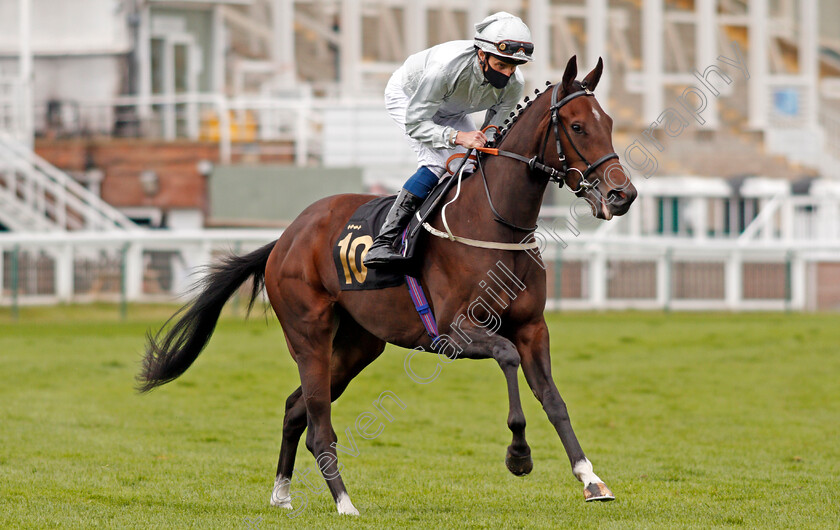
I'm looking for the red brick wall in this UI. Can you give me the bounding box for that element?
[35,139,219,212]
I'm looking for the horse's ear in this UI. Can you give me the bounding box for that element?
[582,57,604,92]
[562,55,578,92]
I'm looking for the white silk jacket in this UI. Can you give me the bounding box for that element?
[394,40,525,149]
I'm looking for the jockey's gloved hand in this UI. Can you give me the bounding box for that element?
[455,130,488,149]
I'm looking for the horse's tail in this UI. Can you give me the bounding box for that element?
[137,240,277,393]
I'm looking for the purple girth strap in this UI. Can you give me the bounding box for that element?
[400,227,439,339]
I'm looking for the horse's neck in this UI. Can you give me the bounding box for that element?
[476,108,551,233]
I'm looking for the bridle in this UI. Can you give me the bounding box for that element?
[546,82,619,190]
[474,81,619,232]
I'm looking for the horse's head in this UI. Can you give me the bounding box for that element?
[548,56,637,220]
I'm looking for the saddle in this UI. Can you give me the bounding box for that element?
[332,172,475,291]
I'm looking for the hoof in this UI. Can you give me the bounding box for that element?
[270,495,293,509]
[583,482,615,502]
[505,447,533,476]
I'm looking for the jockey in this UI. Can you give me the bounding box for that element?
[363,11,533,268]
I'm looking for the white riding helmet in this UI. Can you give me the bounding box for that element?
[474,11,534,63]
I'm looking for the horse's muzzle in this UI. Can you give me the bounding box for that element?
[606,186,637,217]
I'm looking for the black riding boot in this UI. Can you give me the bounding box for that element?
[363,189,424,268]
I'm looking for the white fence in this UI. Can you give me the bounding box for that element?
[0,76,29,143]
[31,87,840,179]
[2,229,840,312]
[820,107,840,181]
[33,93,407,169]
[34,91,328,166]
[0,230,279,307]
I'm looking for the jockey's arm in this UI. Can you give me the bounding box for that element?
[403,65,461,150]
[404,64,525,151]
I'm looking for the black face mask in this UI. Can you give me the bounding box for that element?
[481,58,511,89]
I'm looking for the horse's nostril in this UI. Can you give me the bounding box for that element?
[607,190,626,205]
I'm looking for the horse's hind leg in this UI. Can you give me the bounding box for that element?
[270,308,385,514]
[270,385,305,508]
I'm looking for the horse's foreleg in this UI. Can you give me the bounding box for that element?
[459,331,532,476]
[516,321,614,502]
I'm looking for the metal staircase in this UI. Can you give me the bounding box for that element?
[0,131,139,232]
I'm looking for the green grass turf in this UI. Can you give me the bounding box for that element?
[1,305,839,528]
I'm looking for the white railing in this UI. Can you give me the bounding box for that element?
[322,103,415,168]
[551,177,840,245]
[539,236,816,311]
[33,91,328,166]
[819,107,840,180]
[0,131,139,232]
[0,76,29,143]
[2,229,839,312]
[0,229,279,306]
[34,91,413,169]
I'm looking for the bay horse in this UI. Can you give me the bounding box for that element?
[138,56,637,515]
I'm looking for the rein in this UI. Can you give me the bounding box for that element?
[425,153,540,251]
[427,82,619,250]
[422,221,540,250]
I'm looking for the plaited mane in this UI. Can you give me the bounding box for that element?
[487,80,584,149]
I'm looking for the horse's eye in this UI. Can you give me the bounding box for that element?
[572,123,583,133]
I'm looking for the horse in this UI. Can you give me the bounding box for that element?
[138,55,637,516]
